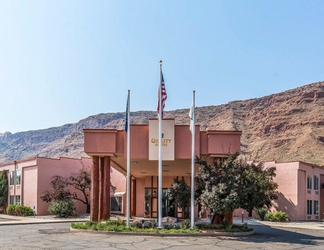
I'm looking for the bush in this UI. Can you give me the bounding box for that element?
[6,205,35,216]
[180,220,190,229]
[48,199,75,218]
[255,207,268,221]
[105,218,125,226]
[266,211,288,222]
[6,204,17,215]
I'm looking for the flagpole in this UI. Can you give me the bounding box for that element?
[190,90,195,229]
[126,90,131,227]
[158,60,163,228]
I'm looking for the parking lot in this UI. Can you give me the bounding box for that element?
[0,221,324,249]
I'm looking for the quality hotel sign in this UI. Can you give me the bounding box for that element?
[149,119,175,160]
[150,138,172,146]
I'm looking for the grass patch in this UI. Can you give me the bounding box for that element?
[71,219,252,233]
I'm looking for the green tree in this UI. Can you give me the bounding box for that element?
[168,178,191,218]
[0,171,8,208]
[195,154,278,224]
[237,161,278,217]
[195,154,241,224]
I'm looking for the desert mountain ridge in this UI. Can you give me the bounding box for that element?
[1,81,324,166]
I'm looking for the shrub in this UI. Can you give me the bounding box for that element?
[163,223,180,229]
[6,204,17,215]
[105,218,125,226]
[266,211,288,222]
[6,205,35,216]
[180,220,190,229]
[255,207,268,221]
[48,199,75,218]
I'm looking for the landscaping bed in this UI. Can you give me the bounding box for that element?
[70,218,254,236]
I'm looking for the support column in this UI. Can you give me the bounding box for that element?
[103,156,111,219]
[90,156,99,222]
[131,178,136,216]
[98,157,104,221]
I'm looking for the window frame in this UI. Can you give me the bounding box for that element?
[314,200,319,215]
[9,171,15,185]
[314,175,319,190]
[16,195,21,205]
[307,175,312,190]
[110,196,122,213]
[9,195,14,205]
[307,200,312,215]
[16,170,21,185]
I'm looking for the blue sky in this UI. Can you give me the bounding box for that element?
[1,1,324,133]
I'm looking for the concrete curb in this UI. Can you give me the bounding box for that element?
[0,220,89,226]
[69,227,254,237]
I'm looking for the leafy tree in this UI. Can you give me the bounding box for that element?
[195,153,278,224]
[168,178,191,218]
[0,171,8,208]
[67,168,91,213]
[195,154,241,224]
[40,175,72,203]
[237,160,278,216]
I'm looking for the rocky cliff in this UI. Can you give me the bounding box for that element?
[1,81,324,166]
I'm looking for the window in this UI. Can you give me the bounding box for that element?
[9,195,14,205]
[16,195,21,205]
[16,170,21,185]
[307,200,312,215]
[307,176,312,190]
[314,176,319,190]
[314,200,319,215]
[110,197,122,212]
[10,171,14,185]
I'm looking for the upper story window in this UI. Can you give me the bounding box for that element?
[16,170,21,185]
[314,175,319,190]
[9,171,14,185]
[307,175,312,190]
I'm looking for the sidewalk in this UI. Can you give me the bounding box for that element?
[234,216,324,230]
[0,214,89,226]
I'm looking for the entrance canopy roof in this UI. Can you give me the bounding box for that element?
[84,122,241,178]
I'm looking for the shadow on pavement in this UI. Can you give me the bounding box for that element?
[234,225,324,246]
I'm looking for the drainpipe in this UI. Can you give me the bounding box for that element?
[13,161,16,202]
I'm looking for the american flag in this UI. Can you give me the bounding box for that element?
[157,71,167,116]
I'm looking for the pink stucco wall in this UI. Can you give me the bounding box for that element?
[23,166,38,211]
[207,131,241,155]
[0,157,92,215]
[267,162,300,220]
[84,129,117,155]
[175,125,200,159]
[37,157,92,215]
[236,161,324,221]
[124,125,149,159]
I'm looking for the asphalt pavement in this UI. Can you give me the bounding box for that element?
[1,213,324,231]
